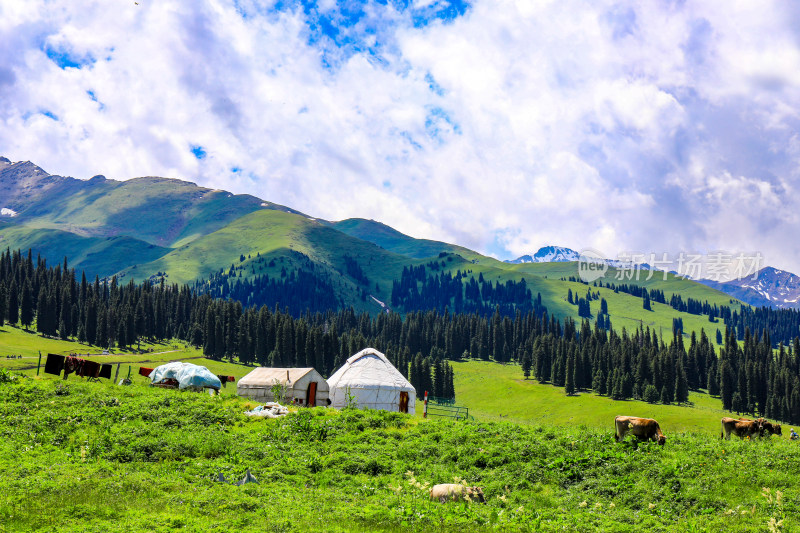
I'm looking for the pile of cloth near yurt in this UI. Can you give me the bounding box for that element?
[146,362,222,392]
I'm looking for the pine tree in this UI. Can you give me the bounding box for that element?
[521,354,532,379]
[0,284,6,326]
[96,308,108,348]
[660,384,671,404]
[203,309,215,357]
[592,369,605,395]
[674,361,689,404]
[214,317,225,360]
[720,360,734,410]
[59,285,71,339]
[643,384,659,403]
[117,316,127,348]
[732,392,743,414]
[6,281,18,325]
[565,351,575,395]
[19,280,33,329]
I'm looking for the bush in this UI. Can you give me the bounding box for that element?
[643,384,659,404]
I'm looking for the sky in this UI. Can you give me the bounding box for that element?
[2,1,800,274]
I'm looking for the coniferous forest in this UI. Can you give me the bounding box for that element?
[2,247,800,423]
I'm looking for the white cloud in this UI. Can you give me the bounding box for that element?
[3,0,800,272]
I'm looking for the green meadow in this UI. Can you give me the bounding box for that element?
[0,375,797,532]
[452,360,753,436]
[2,324,799,531]
[0,325,253,383]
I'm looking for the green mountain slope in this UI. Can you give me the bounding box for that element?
[0,157,746,344]
[117,209,738,346]
[119,209,416,311]
[1,159,300,249]
[0,225,170,276]
[331,218,481,259]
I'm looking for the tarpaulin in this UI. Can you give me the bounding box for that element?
[148,362,222,390]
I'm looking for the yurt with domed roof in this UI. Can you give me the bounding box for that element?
[327,348,416,414]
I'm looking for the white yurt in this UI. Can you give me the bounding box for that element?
[327,348,416,413]
[237,367,329,407]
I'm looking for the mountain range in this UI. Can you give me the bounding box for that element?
[506,244,800,310]
[0,156,780,343]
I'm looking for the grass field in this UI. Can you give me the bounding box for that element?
[451,361,751,437]
[0,325,775,434]
[0,325,255,384]
[1,375,797,532]
[2,324,799,531]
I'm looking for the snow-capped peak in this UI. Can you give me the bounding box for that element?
[506,246,580,264]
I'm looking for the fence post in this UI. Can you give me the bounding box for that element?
[37,351,42,376]
[423,391,428,418]
[113,363,121,383]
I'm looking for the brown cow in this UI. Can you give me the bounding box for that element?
[721,417,760,439]
[614,416,666,445]
[738,417,783,438]
[760,420,782,437]
[429,484,485,503]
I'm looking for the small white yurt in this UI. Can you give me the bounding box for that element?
[237,368,329,407]
[327,348,416,414]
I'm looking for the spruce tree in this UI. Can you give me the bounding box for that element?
[96,308,108,348]
[643,384,659,403]
[592,369,605,395]
[59,285,71,339]
[6,281,18,325]
[117,317,127,348]
[0,283,6,326]
[565,351,575,395]
[675,362,689,404]
[203,309,215,357]
[660,385,671,404]
[214,317,225,360]
[19,280,33,329]
[521,354,532,379]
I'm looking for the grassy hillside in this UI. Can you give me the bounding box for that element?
[1,159,749,344]
[120,209,421,312]
[15,176,275,246]
[0,324,254,384]
[0,374,797,532]
[452,360,754,436]
[332,218,483,260]
[2,160,302,250]
[0,225,170,277]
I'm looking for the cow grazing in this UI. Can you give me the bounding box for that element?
[721,417,761,440]
[737,417,782,438]
[760,420,782,437]
[429,484,485,503]
[614,416,666,445]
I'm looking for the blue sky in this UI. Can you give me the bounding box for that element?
[2,1,800,273]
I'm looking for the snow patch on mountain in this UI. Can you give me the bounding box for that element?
[727,267,800,307]
[1,208,17,217]
[506,245,654,270]
[702,266,800,309]
[506,246,580,264]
